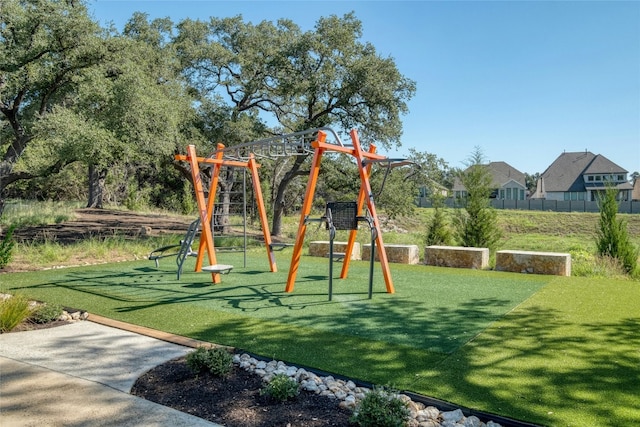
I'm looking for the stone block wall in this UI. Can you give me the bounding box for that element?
[424,246,489,269]
[362,244,420,264]
[308,241,361,260]
[495,250,571,276]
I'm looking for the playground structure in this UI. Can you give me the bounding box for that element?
[176,127,411,296]
[174,144,275,284]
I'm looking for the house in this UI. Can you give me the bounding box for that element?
[632,176,640,201]
[453,161,527,201]
[530,151,632,201]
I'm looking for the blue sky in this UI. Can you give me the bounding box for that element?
[89,0,640,175]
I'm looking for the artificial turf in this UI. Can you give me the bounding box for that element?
[2,252,638,426]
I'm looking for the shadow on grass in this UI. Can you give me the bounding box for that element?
[12,264,519,356]
[19,261,633,425]
[418,305,640,426]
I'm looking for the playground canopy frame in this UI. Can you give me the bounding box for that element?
[177,127,401,295]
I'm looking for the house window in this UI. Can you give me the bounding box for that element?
[499,189,505,199]
[587,175,594,182]
[617,175,625,182]
[520,189,525,200]
[564,192,586,201]
[595,175,601,181]
[506,188,512,199]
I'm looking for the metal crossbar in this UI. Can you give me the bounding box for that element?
[208,127,346,161]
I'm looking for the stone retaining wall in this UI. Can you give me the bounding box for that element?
[308,241,361,260]
[496,250,571,276]
[362,244,420,264]
[424,245,489,269]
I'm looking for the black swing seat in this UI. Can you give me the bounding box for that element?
[149,243,197,267]
[325,252,346,261]
[201,264,234,274]
[270,242,294,251]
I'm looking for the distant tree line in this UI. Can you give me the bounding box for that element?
[1,0,463,235]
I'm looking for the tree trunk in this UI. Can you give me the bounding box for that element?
[87,164,107,208]
[271,155,309,236]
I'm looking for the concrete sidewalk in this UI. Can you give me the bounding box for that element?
[0,320,222,426]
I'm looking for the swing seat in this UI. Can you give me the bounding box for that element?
[270,242,294,251]
[201,264,234,274]
[325,252,346,261]
[149,243,197,267]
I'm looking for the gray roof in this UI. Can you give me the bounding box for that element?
[540,152,628,192]
[452,161,526,191]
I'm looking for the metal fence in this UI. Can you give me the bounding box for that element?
[416,197,640,214]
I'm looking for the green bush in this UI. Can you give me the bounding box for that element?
[186,347,233,376]
[595,187,638,276]
[0,294,31,333]
[350,387,410,427]
[260,373,299,402]
[425,195,452,246]
[452,148,501,251]
[0,225,16,269]
[29,303,64,324]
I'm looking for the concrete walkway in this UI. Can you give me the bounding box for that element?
[0,320,222,426]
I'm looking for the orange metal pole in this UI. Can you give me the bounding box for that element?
[340,143,377,279]
[285,132,327,293]
[349,130,394,294]
[248,155,277,272]
[196,144,225,272]
[186,145,220,283]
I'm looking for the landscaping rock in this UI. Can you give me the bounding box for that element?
[232,353,504,427]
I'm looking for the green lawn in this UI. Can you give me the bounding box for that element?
[2,251,638,426]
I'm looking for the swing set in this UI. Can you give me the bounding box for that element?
[174,127,411,296]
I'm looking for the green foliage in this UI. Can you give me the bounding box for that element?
[260,373,300,402]
[424,195,452,246]
[180,181,198,215]
[452,148,501,250]
[371,168,417,219]
[185,347,233,376]
[1,0,106,206]
[0,294,31,333]
[595,187,638,276]
[29,303,63,324]
[350,386,410,427]
[0,225,16,269]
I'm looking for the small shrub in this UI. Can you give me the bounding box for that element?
[29,303,64,324]
[350,386,410,427]
[0,225,16,269]
[595,187,638,276]
[452,148,501,251]
[0,294,31,333]
[186,347,233,376]
[260,373,299,402]
[425,195,452,246]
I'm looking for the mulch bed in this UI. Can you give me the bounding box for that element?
[131,356,354,427]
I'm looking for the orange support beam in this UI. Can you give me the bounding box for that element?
[341,143,377,279]
[195,143,225,272]
[285,132,327,292]
[350,130,394,293]
[249,154,277,272]
[186,145,221,284]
